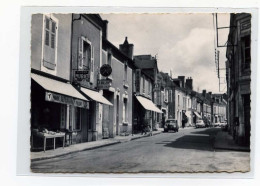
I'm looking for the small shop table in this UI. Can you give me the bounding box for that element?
[32,131,65,152]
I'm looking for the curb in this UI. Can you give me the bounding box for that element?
[31,131,163,162]
[213,145,250,152]
[31,141,120,162]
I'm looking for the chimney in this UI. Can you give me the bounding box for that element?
[186,77,193,90]
[178,76,185,88]
[208,92,212,98]
[102,20,108,39]
[202,89,206,97]
[119,37,134,60]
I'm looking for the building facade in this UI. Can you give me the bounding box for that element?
[31,14,90,150]
[226,13,251,146]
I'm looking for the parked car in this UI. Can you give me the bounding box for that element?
[219,121,227,128]
[164,119,179,132]
[195,119,206,128]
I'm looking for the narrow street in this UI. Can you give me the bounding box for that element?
[31,127,250,173]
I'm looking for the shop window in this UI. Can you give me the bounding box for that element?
[241,35,251,70]
[43,15,58,70]
[78,37,94,83]
[60,104,67,129]
[73,107,81,131]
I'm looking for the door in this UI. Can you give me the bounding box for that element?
[116,95,119,135]
[243,94,250,146]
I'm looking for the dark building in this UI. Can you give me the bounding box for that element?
[226,13,251,146]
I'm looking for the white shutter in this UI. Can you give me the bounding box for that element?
[78,37,83,69]
[90,45,94,83]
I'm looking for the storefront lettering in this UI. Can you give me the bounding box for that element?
[45,92,89,109]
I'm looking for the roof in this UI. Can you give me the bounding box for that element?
[102,39,135,69]
[134,58,157,69]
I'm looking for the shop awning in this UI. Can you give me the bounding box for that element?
[81,87,113,106]
[31,73,88,101]
[136,95,163,113]
[194,111,202,118]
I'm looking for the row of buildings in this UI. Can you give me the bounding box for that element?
[31,14,227,150]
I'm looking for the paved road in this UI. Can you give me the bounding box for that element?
[31,127,250,173]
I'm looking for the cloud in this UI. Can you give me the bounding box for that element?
[101,13,229,93]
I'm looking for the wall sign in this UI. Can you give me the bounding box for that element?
[45,91,89,109]
[97,79,112,89]
[74,69,90,82]
[100,64,112,77]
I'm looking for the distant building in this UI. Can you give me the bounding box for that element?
[132,55,162,133]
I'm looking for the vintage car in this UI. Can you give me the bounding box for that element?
[195,119,206,128]
[164,119,179,132]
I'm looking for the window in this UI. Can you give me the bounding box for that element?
[241,35,251,70]
[169,90,172,102]
[154,92,157,104]
[124,62,128,81]
[60,104,67,129]
[73,107,81,131]
[107,52,112,79]
[43,15,57,70]
[178,95,180,106]
[164,90,168,102]
[78,37,94,83]
[123,98,127,122]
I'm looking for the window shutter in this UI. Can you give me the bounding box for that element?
[78,37,83,69]
[44,17,50,46]
[90,45,94,83]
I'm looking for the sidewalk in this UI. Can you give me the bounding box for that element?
[214,130,250,152]
[31,128,163,162]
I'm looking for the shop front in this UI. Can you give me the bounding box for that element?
[80,87,113,140]
[133,95,163,133]
[31,73,89,151]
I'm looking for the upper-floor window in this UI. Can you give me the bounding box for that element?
[42,15,58,71]
[241,35,251,70]
[78,37,94,83]
[124,61,128,82]
[178,95,180,106]
[164,90,168,102]
[169,90,172,102]
[107,51,113,79]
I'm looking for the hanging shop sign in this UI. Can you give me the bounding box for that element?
[45,91,89,109]
[100,64,112,77]
[74,69,90,82]
[97,79,112,89]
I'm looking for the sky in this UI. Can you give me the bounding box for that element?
[101,13,230,94]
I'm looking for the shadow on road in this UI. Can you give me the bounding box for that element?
[191,127,221,135]
[156,128,220,151]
